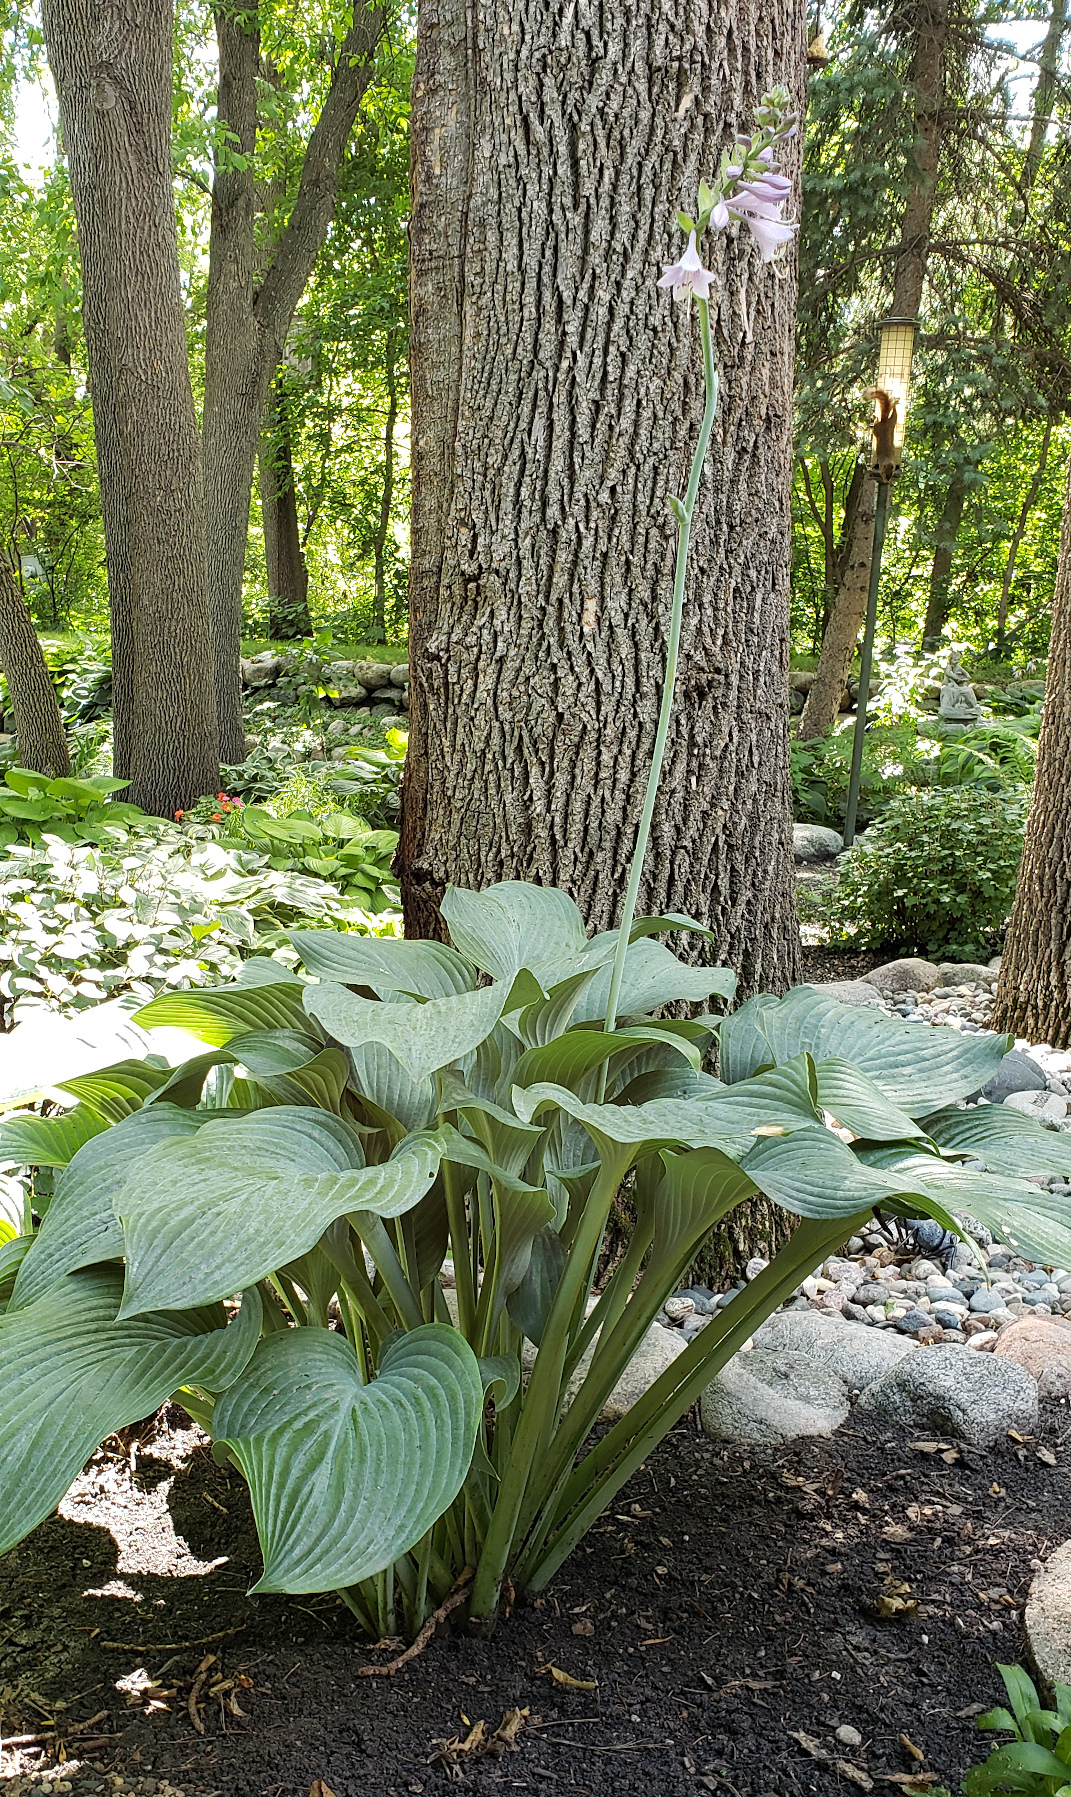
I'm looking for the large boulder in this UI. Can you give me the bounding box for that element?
[1026,1543,1071,1691]
[752,1310,917,1390]
[864,958,941,996]
[805,980,886,1007]
[855,1343,1038,1445]
[980,1049,1048,1102]
[389,663,410,688]
[241,651,286,687]
[700,1349,850,1444]
[937,962,994,985]
[993,1315,1071,1400]
[353,659,395,691]
[793,823,844,863]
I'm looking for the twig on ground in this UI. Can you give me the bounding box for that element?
[358,1571,473,1677]
[187,1654,217,1735]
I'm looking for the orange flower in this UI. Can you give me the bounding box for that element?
[212,812,222,821]
[174,809,184,821]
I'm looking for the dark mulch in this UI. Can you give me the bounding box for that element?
[3,1403,1069,1797]
[799,946,890,985]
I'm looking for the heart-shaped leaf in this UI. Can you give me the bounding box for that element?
[922,1103,1071,1176]
[0,1104,108,1169]
[213,1324,483,1593]
[513,1054,822,1146]
[289,931,476,999]
[304,980,517,1083]
[0,1270,260,1557]
[441,882,590,986]
[135,983,314,1047]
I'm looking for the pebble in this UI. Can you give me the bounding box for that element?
[835,1725,864,1748]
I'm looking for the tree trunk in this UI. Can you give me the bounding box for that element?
[921,467,966,648]
[996,417,1053,655]
[798,474,876,740]
[992,455,1071,1047]
[260,380,312,640]
[401,0,804,998]
[1023,0,1068,197]
[0,563,70,777]
[371,329,400,644]
[42,0,220,817]
[202,0,386,762]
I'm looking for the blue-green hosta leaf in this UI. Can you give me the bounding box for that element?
[650,1147,758,1262]
[813,1058,925,1142]
[861,1145,1071,1267]
[512,1025,699,1093]
[715,993,779,1084]
[741,1125,901,1218]
[573,939,736,1023]
[0,1104,108,1169]
[260,1048,351,1115]
[478,1353,521,1407]
[0,1270,261,1557]
[213,1324,483,1594]
[0,1001,154,1112]
[514,969,604,1049]
[507,1223,568,1344]
[512,1054,822,1147]
[346,1042,439,1133]
[135,983,314,1047]
[441,881,590,986]
[436,1079,548,1179]
[58,1057,171,1124]
[747,986,1010,1114]
[116,1115,449,1318]
[922,1104,1071,1177]
[229,1030,328,1077]
[10,1105,225,1311]
[304,980,517,1083]
[235,956,304,988]
[288,931,476,999]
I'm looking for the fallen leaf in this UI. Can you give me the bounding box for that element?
[571,1620,595,1637]
[1008,1430,1031,1444]
[309,1783,338,1797]
[837,1760,874,1791]
[882,1525,914,1543]
[909,1441,945,1455]
[791,1729,828,1761]
[538,1664,598,1691]
[955,1704,988,1719]
[899,1734,925,1763]
[1037,1447,1058,1466]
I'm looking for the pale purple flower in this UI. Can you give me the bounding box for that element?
[658,229,715,302]
[726,189,797,261]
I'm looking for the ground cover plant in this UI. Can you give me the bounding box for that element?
[3,109,1071,1652]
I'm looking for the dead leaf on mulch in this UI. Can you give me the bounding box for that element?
[430,1707,531,1774]
[309,1782,338,1797]
[837,1761,874,1791]
[882,1524,914,1542]
[538,1663,598,1690]
[876,1580,918,1619]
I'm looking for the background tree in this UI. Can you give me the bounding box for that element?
[992,453,1071,1046]
[0,561,69,776]
[401,0,805,997]
[40,0,220,816]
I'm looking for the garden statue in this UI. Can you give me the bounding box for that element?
[939,656,982,723]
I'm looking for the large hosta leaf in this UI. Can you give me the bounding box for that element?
[213,1324,483,1593]
[304,980,524,1083]
[0,1270,260,1557]
[58,1058,171,1124]
[922,1104,1071,1177]
[0,1001,154,1112]
[813,1058,923,1142]
[722,986,1010,1113]
[441,882,590,986]
[742,1125,902,1218]
[861,1144,1071,1266]
[136,983,314,1047]
[513,1054,823,1147]
[116,1114,448,1317]
[289,931,476,999]
[11,1104,225,1311]
[572,939,736,1023]
[0,1104,108,1169]
[346,1042,439,1133]
[512,1025,699,1093]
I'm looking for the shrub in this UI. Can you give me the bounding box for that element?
[0,884,1068,1643]
[790,722,918,828]
[814,786,1026,959]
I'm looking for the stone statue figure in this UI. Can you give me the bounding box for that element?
[939,656,982,723]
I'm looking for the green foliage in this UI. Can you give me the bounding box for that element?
[791,723,918,827]
[962,1664,1071,1796]
[814,787,1026,959]
[0,881,1065,1643]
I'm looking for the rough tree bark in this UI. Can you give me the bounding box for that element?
[402,0,806,999]
[992,456,1071,1047]
[42,0,220,816]
[798,0,948,727]
[203,0,386,762]
[260,380,313,640]
[798,474,875,739]
[371,328,400,642]
[0,563,70,777]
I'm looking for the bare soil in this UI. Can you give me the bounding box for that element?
[2,1403,1069,1797]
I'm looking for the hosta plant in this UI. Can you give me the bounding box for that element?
[962,1663,1071,1796]
[1,890,1071,1640]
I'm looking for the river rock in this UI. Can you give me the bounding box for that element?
[751,1309,916,1390]
[807,980,886,1007]
[855,1343,1038,1444]
[937,963,994,985]
[793,823,844,863]
[700,1350,850,1444]
[980,1050,1049,1102]
[993,1314,1071,1399]
[389,663,410,687]
[864,958,941,996]
[1026,1543,1071,1690]
[1004,1090,1069,1123]
[353,659,395,691]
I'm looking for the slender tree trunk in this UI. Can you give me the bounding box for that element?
[997,417,1054,655]
[42,0,220,817]
[992,456,1071,1047]
[798,474,876,741]
[921,468,966,648]
[797,0,948,745]
[0,563,70,777]
[202,0,386,762]
[1023,0,1068,196]
[371,329,399,643]
[260,381,312,639]
[401,0,805,998]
